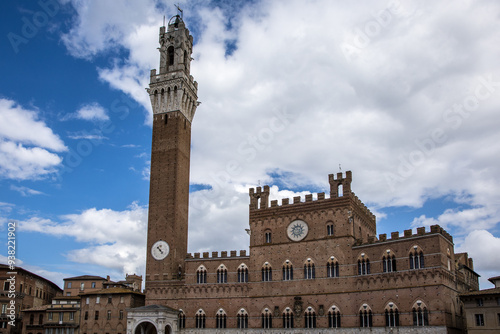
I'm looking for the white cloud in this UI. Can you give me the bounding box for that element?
[62,102,109,122]
[19,202,148,276]
[0,140,64,180]
[0,99,66,180]
[0,202,15,214]
[75,103,109,121]
[456,230,500,289]
[0,99,66,152]
[67,133,108,140]
[10,185,45,197]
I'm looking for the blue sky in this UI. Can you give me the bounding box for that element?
[1,0,500,289]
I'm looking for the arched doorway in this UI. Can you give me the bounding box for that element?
[165,324,172,334]
[134,321,157,334]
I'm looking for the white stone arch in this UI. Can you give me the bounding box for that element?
[132,319,158,334]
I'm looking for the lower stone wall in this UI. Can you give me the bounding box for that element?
[180,326,448,334]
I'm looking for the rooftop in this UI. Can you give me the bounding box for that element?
[64,275,107,281]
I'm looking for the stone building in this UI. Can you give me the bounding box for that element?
[62,276,109,297]
[0,264,62,334]
[127,15,480,334]
[460,276,500,333]
[20,273,143,334]
[80,287,144,334]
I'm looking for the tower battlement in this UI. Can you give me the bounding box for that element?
[329,170,352,198]
[186,250,248,260]
[358,224,454,246]
[249,185,270,210]
[248,172,373,218]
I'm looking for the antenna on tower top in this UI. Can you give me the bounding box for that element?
[175,4,183,19]
[339,164,342,172]
[163,15,165,26]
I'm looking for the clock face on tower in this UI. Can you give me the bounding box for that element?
[151,240,170,260]
[287,220,309,242]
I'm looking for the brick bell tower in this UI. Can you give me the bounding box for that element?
[145,15,198,289]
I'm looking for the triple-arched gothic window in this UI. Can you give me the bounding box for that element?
[385,302,399,327]
[358,254,370,275]
[410,246,425,269]
[216,309,227,328]
[328,305,341,328]
[327,256,339,278]
[262,262,272,281]
[237,309,248,329]
[304,258,315,279]
[196,265,207,284]
[238,263,249,283]
[195,309,205,328]
[217,264,227,284]
[359,304,373,327]
[282,260,293,281]
[304,307,316,328]
[283,308,294,328]
[261,308,273,329]
[383,250,397,273]
[412,301,429,326]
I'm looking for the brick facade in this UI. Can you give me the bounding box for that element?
[0,265,62,334]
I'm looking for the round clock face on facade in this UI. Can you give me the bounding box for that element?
[287,220,309,241]
[151,240,170,260]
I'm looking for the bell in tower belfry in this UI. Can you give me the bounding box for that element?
[145,14,199,290]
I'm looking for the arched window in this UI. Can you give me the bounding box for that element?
[359,304,372,327]
[183,50,188,70]
[412,301,429,326]
[338,184,343,196]
[262,262,272,282]
[30,314,34,325]
[217,264,227,283]
[327,222,334,236]
[261,308,272,329]
[195,309,206,329]
[38,314,43,325]
[385,302,399,327]
[237,309,248,329]
[167,46,174,66]
[216,309,227,329]
[304,258,315,279]
[282,260,293,281]
[304,307,316,328]
[237,264,249,283]
[283,308,294,328]
[327,256,339,278]
[409,246,425,269]
[358,254,370,275]
[178,310,186,329]
[265,230,272,243]
[196,265,207,284]
[383,250,397,273]
[328,305,341,328]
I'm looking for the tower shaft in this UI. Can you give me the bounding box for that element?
[145,17,198,289]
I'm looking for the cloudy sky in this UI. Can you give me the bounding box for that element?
[1,0,499,289]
